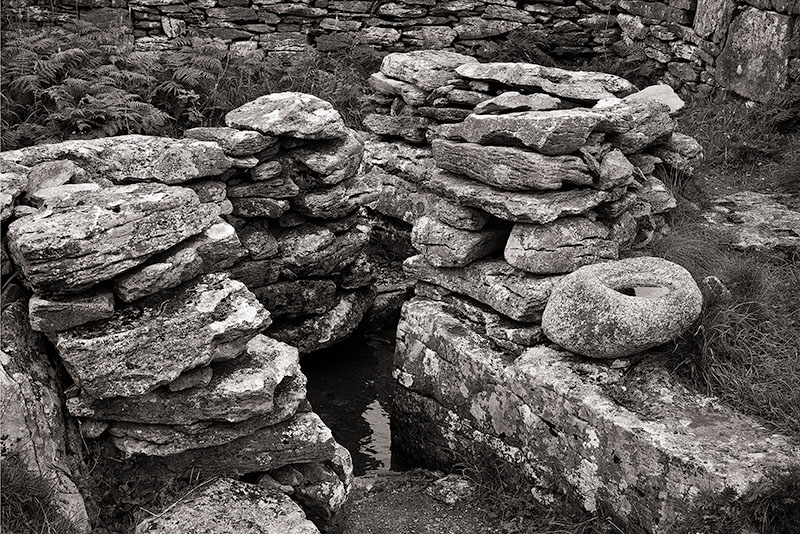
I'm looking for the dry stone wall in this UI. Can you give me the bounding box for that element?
[361,51,800,530]
[4,0,797,101]
[0,91,379,532]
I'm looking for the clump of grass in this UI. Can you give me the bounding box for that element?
[646,216,800,440]
[1,453,83,534]
[673,466,800,534]
[676,95,800,194]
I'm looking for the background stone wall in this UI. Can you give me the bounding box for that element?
[2,2,797,105]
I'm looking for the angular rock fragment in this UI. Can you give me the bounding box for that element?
[432,139,593,191]
[28,290,115,332]
[504,217,618,274]
[290,174,378,219]
[275,224,369,277]
[7,183,219,295]
[133,478,320,534]
[363,114,431,144]
[255,280,338,318]
[634,175,677,214]
[426,171,625,224]
[184,126,277,156]
[363,139,436,184]
[0,161,28,221]
[52,273,270,399]
[404,255,560,322]
[369,72,428,106]
[598,148,635,189]
[411,216,508,267]
[593,98,675,153]
[225,92,346,139]
[236,220,279,260]
[228,174,299,199]
[230,197,290,218]
[228,258,282,290]
[114,220,248,302]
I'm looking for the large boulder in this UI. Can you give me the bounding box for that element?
[134,478,320,534]
[225,92,347,139]
[51,273,270,399]
[716,8,794,102]
[542,257,703,358]
[6,183,220,295]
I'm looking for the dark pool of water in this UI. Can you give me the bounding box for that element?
[301,331,397,475]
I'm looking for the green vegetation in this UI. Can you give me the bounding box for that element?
[1,22,378,150]
[1,453,83,534]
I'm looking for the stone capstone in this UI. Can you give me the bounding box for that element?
[380,50,478,91]
[542,256,703,358]
[455,62,638,102]
[7,183,220,295]
[184,127,277,157]
[51,273,270,399]
[473,92,562,114]
[225,92,347,139]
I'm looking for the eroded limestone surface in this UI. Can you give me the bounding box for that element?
[392,298,800,532]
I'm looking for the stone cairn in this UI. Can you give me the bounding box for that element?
[361,50,800,530]
[362,49,704,335]
[0,92,376,532]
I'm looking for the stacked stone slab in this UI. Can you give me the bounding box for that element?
[0,91,380,530]
[363,51,702,298]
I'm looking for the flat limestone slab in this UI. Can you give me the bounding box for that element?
[52,273,270,399]
[392,298,800,532]
[426,170,625,224]
[403,255,560,322]
[7,183,220,295]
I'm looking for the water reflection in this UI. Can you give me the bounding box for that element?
[301,331,396,475]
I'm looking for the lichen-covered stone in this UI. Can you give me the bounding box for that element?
[225,92,347,139]
[7,183,220,295]
[542,256,702,358]
[52,273,270,399]
[290,174,378,219]
[255,279,338,318]
[274,223,369,277]
[432,139,593,191]
[68,334,301,425]
[624,84,685,114]
[289,128,364,186]
[184,127,277,157]
[113,220,248,302]
[505,218,618,274]
[380,50,478,91]
[404,254,560,322]
[133,478,320,534]
[473,91,561,114]
[269,289,374,353]
[1,135,232,185]
[369,72,428,106]
[363,114,431,144]
[411,216,507,267]
[594,98,675,153]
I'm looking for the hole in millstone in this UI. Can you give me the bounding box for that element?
[301,329,400,475]
[615,286,671,298]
